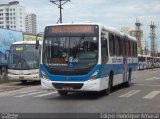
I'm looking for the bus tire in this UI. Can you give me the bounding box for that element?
[126,69,131,87]
[58,90,68,96]
[21,80,27,84]
[102,72,113,95]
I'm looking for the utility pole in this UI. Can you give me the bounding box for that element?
[150,21,157,57]
[144,38,148,55]
[50,0,70,23]
[135,18,143,54]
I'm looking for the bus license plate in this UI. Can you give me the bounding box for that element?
[62,86,73,90]
[19,77,24,79]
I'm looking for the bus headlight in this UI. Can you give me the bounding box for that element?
[89,70,99,80]
[41,71,49,80]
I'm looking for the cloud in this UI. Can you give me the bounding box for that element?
[0,0,160,49]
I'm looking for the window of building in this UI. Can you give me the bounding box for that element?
[10,9,12,11]
[6,8,9,12]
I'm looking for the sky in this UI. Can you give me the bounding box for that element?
[0,0,160,51]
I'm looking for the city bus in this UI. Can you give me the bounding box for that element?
[40,23,138,96]
[7,40,42,83]
[154,57,160,68]
[138,54,150,70]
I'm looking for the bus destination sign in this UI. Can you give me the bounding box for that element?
[50,25,97,33]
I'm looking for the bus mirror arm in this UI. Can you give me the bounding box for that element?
[36,40,39,49]
[36,32,43,49]
[5,50,10,60]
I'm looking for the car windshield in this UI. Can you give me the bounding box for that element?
[8,44,40,70]
[43,36,98,70]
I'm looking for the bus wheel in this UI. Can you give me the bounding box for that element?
[102,72,113,95]
[21,80,27,84]
[126,70,131,87]
[58,90,68,96]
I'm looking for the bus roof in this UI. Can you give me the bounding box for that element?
[45,23,137,42]
[12,40,42,45]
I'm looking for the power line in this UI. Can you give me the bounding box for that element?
[50,0,71,23]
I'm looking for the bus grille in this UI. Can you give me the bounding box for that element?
[44,65,94,75]
[52,83,84,90]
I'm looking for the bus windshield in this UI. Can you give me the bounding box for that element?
[8,44,40,70]
[43,36,98,75]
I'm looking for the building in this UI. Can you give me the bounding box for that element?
[0,1,25,31]
[130,30,144,54]
[25,13,37,34]
[121,27,131,34]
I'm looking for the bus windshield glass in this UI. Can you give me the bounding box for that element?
[8,44,40,70]
[43,36,98,73]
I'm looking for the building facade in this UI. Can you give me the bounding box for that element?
[25,13,37,34]
[130,30,144,54]
[0,1,25,31]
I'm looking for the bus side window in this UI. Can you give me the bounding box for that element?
[130,41,133,57]
[115,35,121,56]
[101,35,108,66]
[133,42,137,57]
[121,37,125,56]
[109,34,115,56]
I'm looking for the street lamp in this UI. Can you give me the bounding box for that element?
[50,0,71,23]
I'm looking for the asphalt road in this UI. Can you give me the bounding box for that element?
[0,69,160,118]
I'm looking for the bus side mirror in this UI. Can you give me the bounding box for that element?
[36,40,39,49]
[5,50,10,60]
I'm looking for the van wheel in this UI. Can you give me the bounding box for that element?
[58,90,68,96]
[126,70,131,87]
[102,72,113,95]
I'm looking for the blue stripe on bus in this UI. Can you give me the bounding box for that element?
[40,63,138,82]
[40,64,102,82]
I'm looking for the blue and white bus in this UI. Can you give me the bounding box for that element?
[40,23,138,96]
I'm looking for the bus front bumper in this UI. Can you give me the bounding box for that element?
[8,74,40,81]
[41,77,109,92]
